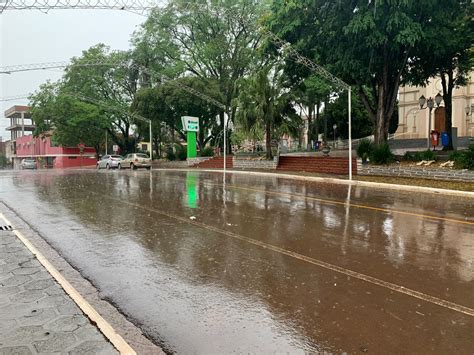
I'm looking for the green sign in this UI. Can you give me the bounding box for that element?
[181,116,199,132]
[187,131,197,158]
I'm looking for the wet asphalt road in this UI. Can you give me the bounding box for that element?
[0,169,473,353]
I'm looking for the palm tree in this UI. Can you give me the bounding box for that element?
[234,65,299,159]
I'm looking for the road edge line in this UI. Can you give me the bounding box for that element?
[0,212,136,355]
[152,168,474,197]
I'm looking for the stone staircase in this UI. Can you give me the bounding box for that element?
[277,156,357,175]
[193,156,234,169]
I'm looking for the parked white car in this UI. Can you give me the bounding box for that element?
[118,153,151,170]
[20,158,37,170]
[97,155,123,170]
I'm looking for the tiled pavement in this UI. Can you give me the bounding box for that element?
[0,228,118,354]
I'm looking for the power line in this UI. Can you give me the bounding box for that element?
[0,0,164,14]
[0,61,227,111]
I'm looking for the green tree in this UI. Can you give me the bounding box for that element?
[325,92,373,140]
[133,77,223,152]
[293,75,332,146]
[0,154,8,168]
[63,44,139,153]
[408,0,473,150]
[268,0,437,145]
[29,82,108,158]
[132,0,265,151]
[234,65,299,159]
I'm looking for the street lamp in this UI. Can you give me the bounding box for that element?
[419,93,443,149]
[465,105,472,117]
[332,124,337,149]
[466,105,473,135]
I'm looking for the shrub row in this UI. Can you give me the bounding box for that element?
[356,139,395,165]
[166,144,215,161]
[403,150,437,162]
[449,145,474,170]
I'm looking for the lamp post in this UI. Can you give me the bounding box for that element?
[466,105,473,136]
[332,124,337,149]
[419,93,443,149]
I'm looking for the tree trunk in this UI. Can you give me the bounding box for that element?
[315,101,320,142]
[94,144,100,160]
[374,82,388,145]
[323,98,328,143]
[265,120,273,160]
[441,71,454,150]
[307,105,313,149]
[219,111,225,153]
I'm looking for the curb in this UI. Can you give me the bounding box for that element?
[151,168,474,198]
[0,212,137,355]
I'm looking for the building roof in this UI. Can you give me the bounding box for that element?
[4,105,32,119]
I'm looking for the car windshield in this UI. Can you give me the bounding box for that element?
[111,155,122,159]
[136,154,149,158]
[24,160,35,163]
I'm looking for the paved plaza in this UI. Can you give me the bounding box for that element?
[0,227,117,354]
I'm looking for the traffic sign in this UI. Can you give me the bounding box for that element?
[181,116,199,132]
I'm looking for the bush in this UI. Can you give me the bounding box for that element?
[176,144,187,161]
[420,149,437,161]
[403,151,415,161]
[450,145,474,170]
[403,150,436,162]
[166,146,176,161]
[0,154,8,168]
[369,143,395,165]
[356,139,373,162]
[412,152,423,161]
[200,146,214,157]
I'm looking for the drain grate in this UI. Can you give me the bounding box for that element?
[0,225,13,231]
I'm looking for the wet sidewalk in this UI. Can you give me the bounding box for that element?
[0,228,117,354]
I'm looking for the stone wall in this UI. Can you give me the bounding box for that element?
[233,156,279,170]
[152,160,189,168]
[358,161,474,182]
[187,157,213,166]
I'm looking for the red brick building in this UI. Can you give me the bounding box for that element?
[14,134,96,169]
[4,105,96,169]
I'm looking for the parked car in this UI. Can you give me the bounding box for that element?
[97,155,123,170]
[20,158,36,170]
[118,153,151,170]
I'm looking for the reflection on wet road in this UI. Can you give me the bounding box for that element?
[0,170,473,353]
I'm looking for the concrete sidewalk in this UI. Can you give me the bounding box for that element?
[0,228,117,354]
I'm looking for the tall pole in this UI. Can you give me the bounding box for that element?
[105,130,108,155]
[223,112,227,176]
[348,87,352,181]
[149,120,153,161]
[427,108,432,150]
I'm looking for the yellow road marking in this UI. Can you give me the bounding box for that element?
[0,212,136,355]
[98,193,474,318]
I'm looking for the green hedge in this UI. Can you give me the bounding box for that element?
[450,145,474,170]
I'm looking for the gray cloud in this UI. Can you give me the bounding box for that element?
[1,9,145,140]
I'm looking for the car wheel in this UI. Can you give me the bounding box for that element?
[131,163,137,170]
[106,163,110,170]
[146,166,151,170]
[118,164,122,170]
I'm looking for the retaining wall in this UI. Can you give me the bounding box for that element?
[187,157,213,166]
[358,161,474,182]
[233,156,279,170]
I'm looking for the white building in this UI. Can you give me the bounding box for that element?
[397,73,474,140]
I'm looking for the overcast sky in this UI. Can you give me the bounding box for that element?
[0,10,146,140]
